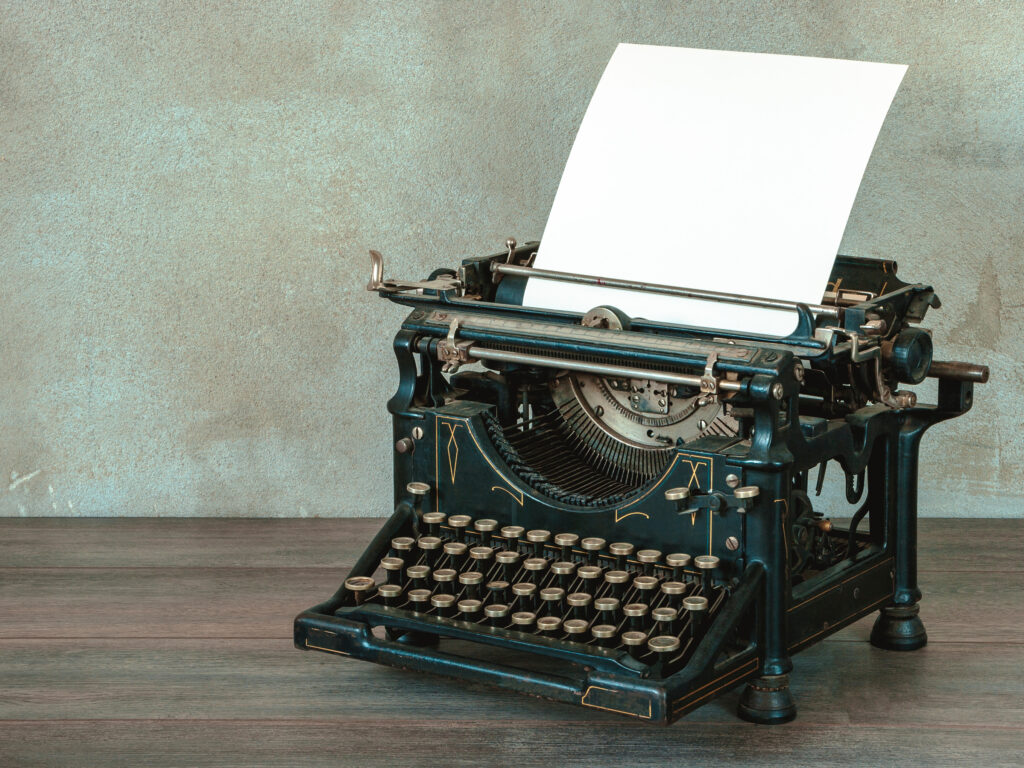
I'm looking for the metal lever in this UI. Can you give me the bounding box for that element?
[366,250,462,294]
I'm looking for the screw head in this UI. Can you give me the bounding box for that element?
[725,536,740,551]
[725,473,740,488]
[411,426,424,440]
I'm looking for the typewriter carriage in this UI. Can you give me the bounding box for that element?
[295,244,987,724]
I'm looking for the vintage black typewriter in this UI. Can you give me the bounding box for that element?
[295,240,988,724]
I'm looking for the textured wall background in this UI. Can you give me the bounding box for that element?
[1,1,1021,517]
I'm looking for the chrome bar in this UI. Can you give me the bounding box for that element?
[466,346,744,392]
[493,263,840,319]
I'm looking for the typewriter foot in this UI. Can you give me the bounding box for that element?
[737,674,797,725]
[871,604,927,651]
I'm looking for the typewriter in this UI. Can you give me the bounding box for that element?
[295,240,988,724]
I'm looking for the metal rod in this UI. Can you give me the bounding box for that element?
[494,263,840,319]
[466,346,744,392]
[927,360,989,383]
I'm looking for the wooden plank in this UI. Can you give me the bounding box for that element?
[1,638,1022,728]
[2,518,1021,571]
[0,720,1021,768]
[1,566,1019,642]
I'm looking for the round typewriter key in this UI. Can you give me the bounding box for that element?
[649,634,681,664]
[511,581,537,611]
[447,515,472,541]
[523,557,548,584]
[563,618,588,637]
[418,536,442,567]
[407,588,432,612]
[594,596,620,624]
[458,598,483,619]
[664,486,690,501]
[469,546,494,565]
[443,541,468,571]
[526,529,551,557]
[604,569,631,598]
[390,536,415,556]
[536,616,562,636]
[660,580,687,606]
[621,630,649,659]
[458,570,484,600]
[666,553,692,581]
[566,592,592,620]
[380,556,405,585]
[539,587,566,616]
[407,481,431,496]
[608,542,635,570]
[474,518,498,546]
[511,611,536,629]
[592,623,617,646]
[495,549,520,581]
[636,549,662,576]
[500,525,524,553]
[683,595,709,638]
[581,537,607,565]
[485,603,510,626]
[486,579,510,603]
[550,560,577,588]
[623,602,649,630]
[652,606,679,635]
[421,511,445,537]
[344,576,375,605]
[406,564,431,590]
[577,565,603,594]
[431,592,457,617]
[633,575,660,597]
[554,532,580,560]
[432,568,457,594]
[377,582,403,606]
[694,555,719,595]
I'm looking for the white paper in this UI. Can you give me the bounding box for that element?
[524,44,906,336]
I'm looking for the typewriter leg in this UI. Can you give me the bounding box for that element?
[871,423,928,652]
[737,674,797,725]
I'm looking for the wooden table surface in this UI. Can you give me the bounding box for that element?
[1,518,1021,767]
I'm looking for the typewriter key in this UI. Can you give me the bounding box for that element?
[418,536,442,567]
[431,592,457,617]
[608,542,635,570]
[636,549,662,576]
[604,570,631,599]
[390,536,415,557]
[443,541,468,571]
[554,532,580,561]
[344,576,376,605]
[577,565,603,594]
[526,529,551,557]
[500,525,524,553]
[458,598,483,619]
[511,611,536,629]
[536,616,562,636]
[485,603,510,626]
[407,588,432,612]
[633,575,660,598]
[563,618,588,637]
[621,630,648,659]
[380,556,405,585]
[421,511,445,537]
[511,581,537,609]
[623,602,649,630]
[652,606,679,635]
[665,553,692,581]
[594,596,620,624]
[523,557,548,584]
[432,568,457,594]
[580,537,606,565]
[406,564,431,590]
[660,580,687,607]
[539,587,566,616]
[566,592,592,620]
[683,595,709,638]
[448,515,472,542]
[694,555,719,595]
[648,634,681,664]
[591,623,617,647]
[458,570,484,600]
[486,580,510,603]
[469,546,494,566]
[550,560,577,589]
[377,583,403,607]
[495,549,520,581]
[473,518,498,546]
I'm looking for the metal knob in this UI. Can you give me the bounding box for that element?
[734,486,760,500]
[664,487,690,501]
[406,482,430,496]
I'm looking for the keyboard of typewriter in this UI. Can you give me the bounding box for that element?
[340,514,732,676]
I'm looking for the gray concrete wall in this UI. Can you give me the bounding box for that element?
[1,1,1020,517]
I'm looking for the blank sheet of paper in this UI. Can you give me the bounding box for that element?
[523,44,906,337]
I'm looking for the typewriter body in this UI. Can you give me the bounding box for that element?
[295,241,988,724]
